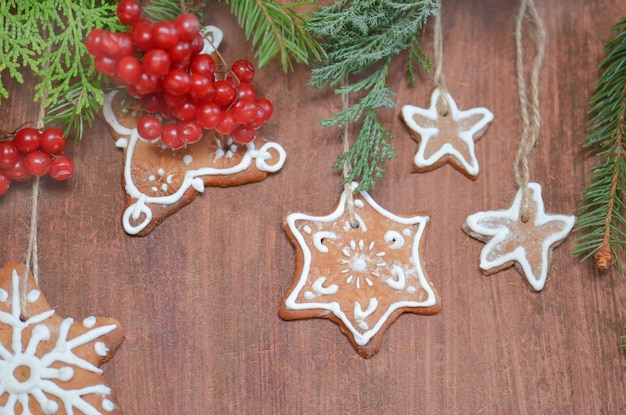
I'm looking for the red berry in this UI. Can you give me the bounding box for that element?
[196,103,222,129]
[189,74,214,102]
[160,123,185,150]
[13,128,41,153]
[137,116,163,141]
[190,33,204,56]
[168,41,192,63]
[117,0,142,25]
[230,125,257,144]
[0,170,10,196]
[215,111,236,135]
[214,80,237,107]
[25,151,52,176]
[190,54,216,77]
[134,72,161,96]
[49,156,74,181]
[172,101,197,121]
[163,68,191,96]
[152,21,179,50]
[231,99,258,124]
[95,55,119,76]
[131,19,154,51]
[40,128,67,155]
[256,97,274,121]
[174,13,201,42]
[141,93,164,113]
[0,141,21,169]
[5,156,30,182]
[117,55,142,84]
[85,29,104,56]
[143,49,171,78]
[113,32,135,57]
[236,83,256,101]
[178,120,202,144]
[231,59,255,83]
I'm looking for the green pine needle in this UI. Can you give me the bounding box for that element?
[308,0,439,192]
[574,16,626,273]
[222,0,325,71]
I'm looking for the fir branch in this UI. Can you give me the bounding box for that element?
[142,0,206,22]
[574,17,626,272]
[308,0,439,191]
[222,0,325,71]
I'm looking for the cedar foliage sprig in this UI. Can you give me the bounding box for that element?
[307,0,439,192]
[574,17,626,273]
[0,0,123,139]
[222,0,325,71]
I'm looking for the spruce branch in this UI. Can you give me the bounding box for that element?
[574,17,626,273]
[221,0,324,71]
[308,0,439,192]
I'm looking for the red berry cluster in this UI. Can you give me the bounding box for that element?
[0,128,74,196]
[86,0,273,149]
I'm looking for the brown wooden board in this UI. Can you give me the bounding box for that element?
[0,0,625,413]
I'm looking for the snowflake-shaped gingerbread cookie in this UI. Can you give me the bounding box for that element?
[280,185,441,358]
[463,182,575,291]
[0,263,123,414]
[401,87,493,179]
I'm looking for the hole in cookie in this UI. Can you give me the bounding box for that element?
[19,313,27,322]
[350,221,360,229]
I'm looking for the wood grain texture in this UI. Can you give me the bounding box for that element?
[1,1,625,413]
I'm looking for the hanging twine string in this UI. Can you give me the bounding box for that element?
[432,7,450,116]
[513,0,546,222]
[340,79,358,228]
[20,100,46,317]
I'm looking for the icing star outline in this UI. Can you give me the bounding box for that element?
[401,87,493,178]
[280,184,440,358]
[463,182,575,291]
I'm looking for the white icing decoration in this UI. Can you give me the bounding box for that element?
[402,228,412,237]
[354,199,364,208]
[26,290,40,303]
[312,277,339,295]
[83,316,97,328]
[115,138,128,149]
[183,154,193,165]
[464,182,575,291]
[0,269,118,414]
[401,87,494,177]
[104,91,287,235]
[385,266,406,290]
[384,231,405,249]
[304,291,315,300]
[148,175,156,182]
[303,225,312,234]
[354,298,378,330]
[94,341,109,357]
[313,231,337,253]
[0,289,8,303]
[285,183,437,346]
[200,25,223,54]
[407,286,417,294]
[102,399,115,412]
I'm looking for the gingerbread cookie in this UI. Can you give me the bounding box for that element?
[0,263,123,414]
[401,87,493,179]
[463,182,575,291]
[280,185,441,358]
[102,90,286,236]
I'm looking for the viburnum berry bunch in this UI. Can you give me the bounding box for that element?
[86,0,274,149]
[0,127,74,196]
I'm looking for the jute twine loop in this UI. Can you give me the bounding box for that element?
[513,0,546,222]
[340,81,359,228]
[433,7,451,117]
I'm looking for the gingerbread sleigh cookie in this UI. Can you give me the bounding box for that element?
[279,185,440,358]
[0,263,123,414]
[463,182,575,291]
[401,87,493,179]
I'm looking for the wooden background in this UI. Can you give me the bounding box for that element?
[1,0,625,413]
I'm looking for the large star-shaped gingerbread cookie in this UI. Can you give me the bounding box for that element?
[279,185,441,358]
[401,87,493,179]
[0,263,123,414]
[462,182,575,291]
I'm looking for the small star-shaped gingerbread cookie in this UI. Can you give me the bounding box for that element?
[0,263,124,414]
[280,185,441,358]
[401,87,493,179]
[462,182,575,291]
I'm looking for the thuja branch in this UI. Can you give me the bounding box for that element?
[574,17,626,273]
[308,0,439,192]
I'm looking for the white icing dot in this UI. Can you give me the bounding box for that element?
[102,399,115,412]
[0,289,8,302]
[148,175,156,181]
[351,257,367,272]
[57,366,74,382]
[94,341,109,357]
[183,154,193,165]
[407,286,417,294]
[304,291,315,300]
[157,168,165,176]
[26,289,40,303]
[43,400,59,413]
[33,325,51,341]
[303,225,312,234]
[151,186,158,193]
[83,316,96,328]
[160,183,168,192]
[166,174,174,184]
[354,199,364,208]
[230,144,238,153]
[403,228,412,237]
